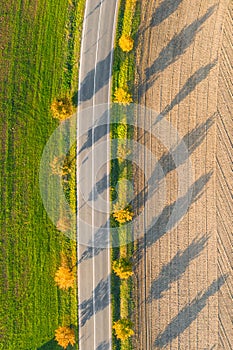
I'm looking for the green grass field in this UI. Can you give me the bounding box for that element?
[0,0,85,348]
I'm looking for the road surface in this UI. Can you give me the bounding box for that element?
[77,1,119,349]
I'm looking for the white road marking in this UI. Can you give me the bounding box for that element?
[77,0,89,347]
[92,1,104,348]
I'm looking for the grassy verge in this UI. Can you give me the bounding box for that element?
[111,1,141,349]
[0,0,85,348]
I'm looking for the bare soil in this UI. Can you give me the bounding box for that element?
[133,0,232,349]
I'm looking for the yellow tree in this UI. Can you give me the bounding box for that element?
[113,87,133,105]
[113,319,134,340]
[51,96,74,121]
[112,257,133,279]
[56,216,71,232]
[55,326,76,349]
[119,34,134,52]
[112,206,134,224]
[54,265,75,290]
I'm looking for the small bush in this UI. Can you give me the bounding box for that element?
[51,96,74,121]
[113,206,134,224]
[113,88,133,105]
[113,318,134,340]
[119,34,134,52]
[113,257,133,279]
[55,326,76,348]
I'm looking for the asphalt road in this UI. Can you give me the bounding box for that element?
[77,1,119,349]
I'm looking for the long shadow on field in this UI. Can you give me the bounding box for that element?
[154,275,228,348]
[133,115,215,212]
[78,171,212,265]
[137,0,183,43]
[154,60,217,124]
[80,276,110,327]
[148,235,209,301]
[77,219,109,265]
[78,51,112,102]
[134,171,213,263]
[138,5,216,94]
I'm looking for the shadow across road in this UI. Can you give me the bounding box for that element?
[96,340,110,350]
[80,277,110,327]
[155,60,217,123]
[133,171,213,264]
[149,0,183,28]
[78,109,109,155]
[133,115,215,212]
[79,51,112,102]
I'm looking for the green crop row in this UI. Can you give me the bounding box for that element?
[111,1,141,349]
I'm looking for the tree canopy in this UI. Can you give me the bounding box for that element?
[51,96,74,121]
[113,87,133,105]
[54,326,76,348]
[113,318,134,340]
[119,34,134,52]
[54,265,75,290]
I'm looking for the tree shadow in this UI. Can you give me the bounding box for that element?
[154,275,228,348]
[132,114,215,213]
[155,60,217,123]
[80,276,110,327]
[78,51,112,102]
[78,109,109,155]
[96,340,110,350]
[148,234,209,301]
[88,173,109,201]
[134,171,213,263]
[138,5,216,94]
